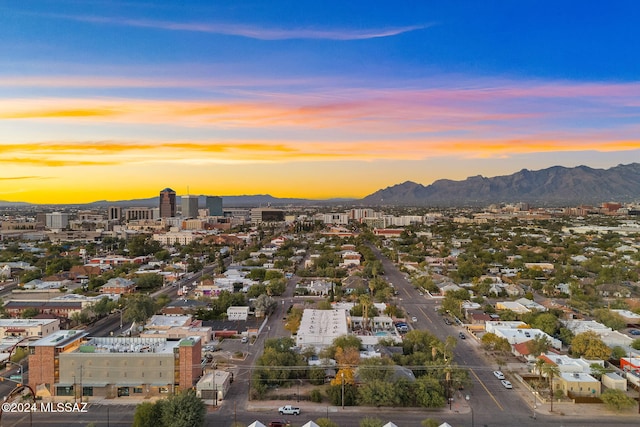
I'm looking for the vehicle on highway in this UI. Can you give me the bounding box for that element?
[493,371,505,380]
[268,420,291,427]
[278,405,300,415]
[501,379,513,389]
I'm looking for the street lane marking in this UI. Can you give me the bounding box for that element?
[470,368,504,411]
[417,306,432,324]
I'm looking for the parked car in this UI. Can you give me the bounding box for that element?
[630,329,640,335]
[269,420,291,427]
[501,380,513,389]
[493,371,505,380]
[411,316,418,322]
[241,336,248,343]
[458,332,466,339]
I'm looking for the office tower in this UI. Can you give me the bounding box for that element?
[108,206,122,221]
[181,195,199,218]
[45,212,69,229]
[205,196,223,216]
[159,188,176,218]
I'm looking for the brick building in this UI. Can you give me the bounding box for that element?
[29,330,202,399]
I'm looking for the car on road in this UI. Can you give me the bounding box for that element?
[411,316,418,322]
[241,336,248,343]
[501,379,513,389]
[268,420,291,427]
[493,371,505,380]
[458,332,466,339]
[630,329,640,335]
[278,405,301,415]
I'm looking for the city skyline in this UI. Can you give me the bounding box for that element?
[1,1,639,204]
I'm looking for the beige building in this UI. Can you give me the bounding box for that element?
[29,331,202,400]
[556,372,601,398]
[0,319,60,340]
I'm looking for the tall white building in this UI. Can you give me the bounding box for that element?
[45,212,69,230]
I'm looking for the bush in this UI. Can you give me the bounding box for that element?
[310,389,323,403]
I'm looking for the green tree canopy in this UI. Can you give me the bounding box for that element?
[160,389,206,427]
[600,389,637,411]
[570,331,612,360]
[123,294,157,324]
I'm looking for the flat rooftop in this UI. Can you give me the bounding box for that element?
[76,336,201,354]
[30,330,88,347]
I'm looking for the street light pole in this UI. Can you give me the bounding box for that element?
[465,394,474,427]
[341,372,345,409]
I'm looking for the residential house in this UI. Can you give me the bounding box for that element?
[101,277,136,295]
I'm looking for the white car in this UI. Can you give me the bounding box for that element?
[501,380,513,389]
[493,371,505,380]
[411,316,418,322]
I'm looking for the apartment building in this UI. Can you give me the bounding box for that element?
[29,331,202,399]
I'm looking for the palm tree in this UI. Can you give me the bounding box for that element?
[533,358,546,389]
[540,362,560,412]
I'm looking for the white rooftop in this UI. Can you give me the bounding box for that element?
[559,372,599,382]
[297,309,350,349]
[146,314,192,328]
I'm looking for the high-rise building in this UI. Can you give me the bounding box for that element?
[159,188,176,218]
[45,212,69,229]
[205,196,223,216]
[108,206,122,221]
[181,195,199,218]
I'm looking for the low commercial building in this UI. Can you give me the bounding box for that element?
[196,369,232,402]
[0,318,60,340]
[556,372,601,398]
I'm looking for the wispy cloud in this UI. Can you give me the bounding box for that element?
[55,14,430,40]
[0,176,43,181]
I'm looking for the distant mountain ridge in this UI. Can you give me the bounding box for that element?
[2,163,639,208]
[360,163,640,206]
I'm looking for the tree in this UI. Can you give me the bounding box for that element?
[21,307,40,318]
[600,389,637,411]
[611,346,627,360]
[531,312,559,336]
[161,389,206,427]
[92,297,116,317]
[135,274,164,291]
[123,294,157,324]
[631,338,640,351]
[132,401,163,427]
[481,333,511,353]
[570,331,612,359]
[593,308,626,331]
[540,362,560,412]
[253,294,277,315]
[316,418,339,427]
[525,335,551,357]
[359,417,385,427]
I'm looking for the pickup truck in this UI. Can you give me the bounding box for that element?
[278,405,301,415]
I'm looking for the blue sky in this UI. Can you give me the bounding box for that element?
[1,1,639,202]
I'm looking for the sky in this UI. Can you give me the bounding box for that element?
[1,1,639,204]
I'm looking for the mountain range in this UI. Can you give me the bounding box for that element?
[360,163,640,206]
[1,163,639,208]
